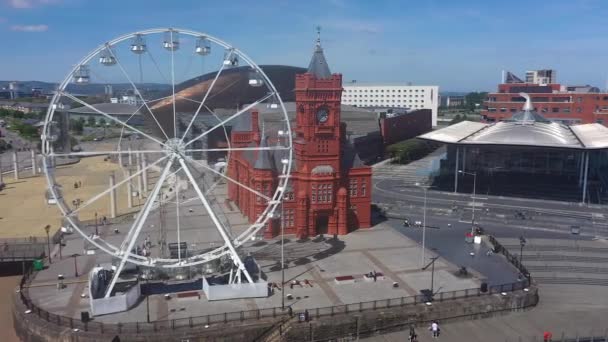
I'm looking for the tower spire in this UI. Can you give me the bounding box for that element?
[316,25,321,48]
[307,26,331,79]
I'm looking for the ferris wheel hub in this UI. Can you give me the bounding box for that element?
[164,138,186,156]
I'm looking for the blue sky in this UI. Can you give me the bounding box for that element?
[2,0,608,92]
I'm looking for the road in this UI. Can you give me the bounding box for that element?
[366,156,608,341]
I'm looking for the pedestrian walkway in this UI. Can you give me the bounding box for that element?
[364,283,608,342]
[373,147,445,184]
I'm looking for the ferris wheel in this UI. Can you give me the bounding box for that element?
[41,28,292,296]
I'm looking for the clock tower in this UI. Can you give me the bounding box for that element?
[227,30,372,240]
[294,30,343,174]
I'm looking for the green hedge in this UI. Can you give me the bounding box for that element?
[386,138,440,164]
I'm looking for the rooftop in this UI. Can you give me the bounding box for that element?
[420,93,608,150]
[68,103,141,116]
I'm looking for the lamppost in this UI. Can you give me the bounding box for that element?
[71,253,80,277]
[146,277,150,323]
[458,170,477,235]
[44,225,51,264]
[280,202,285,311]
[94,212,99,236]
[519,236,526,266]
[422,256,440,299]
[415,183,428,267]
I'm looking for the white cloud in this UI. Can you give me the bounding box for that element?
[10,24,49,32]
[8,0,33,8]
[325,19,383,34]
[7,0,61,8]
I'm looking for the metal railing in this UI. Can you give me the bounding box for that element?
[17,264,532,336]
[488,235,532,282]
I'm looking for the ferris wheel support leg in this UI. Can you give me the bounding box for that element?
[109,173,117,218]
[142,158,149,194]
[104,156,175,298]
[178,157,254,284]
[127,168,133,208]
[136,154,143,199]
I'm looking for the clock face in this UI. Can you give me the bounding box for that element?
[316,108,329,123]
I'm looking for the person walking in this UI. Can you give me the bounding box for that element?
[408,326,418,342]
[429,320,440,338]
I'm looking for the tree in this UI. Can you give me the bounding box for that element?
[87,116,96,126]
[465,92,488,111]
[98,118,106,126]
[70,119,84,135]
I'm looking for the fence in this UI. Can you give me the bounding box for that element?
[488,235,532,282]
[18,263,532,336]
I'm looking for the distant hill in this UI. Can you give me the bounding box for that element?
[0,81,171,96]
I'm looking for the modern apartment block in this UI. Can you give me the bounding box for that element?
[341,83,439,126]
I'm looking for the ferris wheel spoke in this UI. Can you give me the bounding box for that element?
[170,30,178,139]
[106,46,171,141]
[145,46,170,85]
[69,155,168,216]
[180,56,230,141]
[50,150,162,157]
[105,156,175,297]
[185,156,271,202]
[185,145,289,153]
[178,156,254,283]
[184,92,275,147]
[60,92,167,148]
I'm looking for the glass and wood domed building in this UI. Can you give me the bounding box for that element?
[419,94,608,203]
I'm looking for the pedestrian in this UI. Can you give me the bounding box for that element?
[373,270,377,282]
[429,320,440,338]
[288,306,293,317]
[543,331,553,342]
[304,309,309,322]
[409,326,418,342]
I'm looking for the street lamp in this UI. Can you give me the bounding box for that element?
[44,225,51,264]
[415,183,428,267]
[458,170,477,235]
[280,202,285,311]
[519,236,526,266]
[94,212,99,236]
[422,256,439,300]
[71,253,80,277]
[146,277,150,323]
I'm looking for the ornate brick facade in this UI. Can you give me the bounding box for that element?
[226,36,372,239]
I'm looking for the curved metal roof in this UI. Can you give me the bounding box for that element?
[419,93,608,150]
[419,120,608,150]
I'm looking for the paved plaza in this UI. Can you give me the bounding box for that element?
[25,221,484,323]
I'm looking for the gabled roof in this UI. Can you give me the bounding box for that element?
[254,136,274,170]
[232,111,252,132]
[307,33,331,79]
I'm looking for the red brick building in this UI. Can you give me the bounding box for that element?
[226,36,372,239]
[482,82,608,125]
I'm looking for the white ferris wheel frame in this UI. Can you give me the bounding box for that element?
[41,28,293,275]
